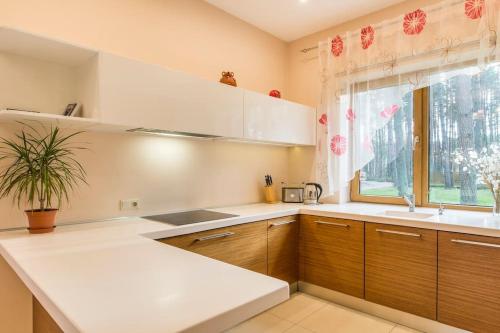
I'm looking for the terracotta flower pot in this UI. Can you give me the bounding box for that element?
[25,209,57,234]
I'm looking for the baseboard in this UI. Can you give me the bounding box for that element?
[298,282,470,333]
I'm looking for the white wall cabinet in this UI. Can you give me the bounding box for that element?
[0,27,316,146]
[244,91,316,145]
[98,53,244,138]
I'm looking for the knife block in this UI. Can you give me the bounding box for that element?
[264,185,278,204]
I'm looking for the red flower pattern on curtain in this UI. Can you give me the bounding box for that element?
[317,0,496,197]
[403,9,427,35]
[331,35,344,57]
[379,104,400,118]
[319,113,328,125]
[330,135,347,156]
[465,0,485,19]
[346,108,356,121]
[361,26,375,49]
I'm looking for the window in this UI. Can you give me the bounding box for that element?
[359,91,414,198]
[352,64,500,209]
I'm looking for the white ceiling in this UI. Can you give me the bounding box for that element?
[204,0,407,42]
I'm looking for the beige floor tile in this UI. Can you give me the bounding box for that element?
[391,325,422,333]
[284,325,313,333]
[226,312,294,333]
[268,292,327,323]
[297,303,396,333]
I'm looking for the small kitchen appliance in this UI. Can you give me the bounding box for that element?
[282,186,304,203]
[303,183,323,205]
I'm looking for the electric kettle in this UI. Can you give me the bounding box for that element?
[303,182,323,205]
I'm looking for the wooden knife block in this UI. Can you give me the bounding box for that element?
[264,185,278,204]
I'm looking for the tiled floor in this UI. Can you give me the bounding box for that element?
[226,293,422,333]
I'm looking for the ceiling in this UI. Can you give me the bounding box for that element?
[204,0,407,42]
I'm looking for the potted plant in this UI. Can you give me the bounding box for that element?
[0,125,87,233]
[454,143,500,215]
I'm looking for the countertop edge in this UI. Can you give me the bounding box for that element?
[185,284,290,333]
[0,244,80,333]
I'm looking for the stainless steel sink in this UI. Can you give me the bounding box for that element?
[378,210,434,219]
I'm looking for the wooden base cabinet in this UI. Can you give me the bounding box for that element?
[267,216,299,284]
[438,231,500,333]
[299,215,365,298]
[33,297,63,333]
[160,221,268,274]
[365,223,437,320]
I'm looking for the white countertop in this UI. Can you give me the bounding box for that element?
[0,202,499,333]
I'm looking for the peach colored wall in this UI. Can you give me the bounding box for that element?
[0,0,288,96]
[285,0,443,198]
[0,0,290,229]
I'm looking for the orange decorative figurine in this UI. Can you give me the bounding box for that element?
[220,71,237,86]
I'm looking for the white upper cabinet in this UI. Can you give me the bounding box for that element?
[0,28,316,146]
[244,91,316,145]
[98,53,244,138]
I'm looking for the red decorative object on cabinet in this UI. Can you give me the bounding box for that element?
[269,90,281,98]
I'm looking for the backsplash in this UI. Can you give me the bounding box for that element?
[0,127,289,229]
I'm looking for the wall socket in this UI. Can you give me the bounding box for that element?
[120,199,140,210]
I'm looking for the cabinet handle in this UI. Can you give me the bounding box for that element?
[315,221,350,228]
[451,239,500,249]
[376,229,421,238]
[195,232,235,242]
[269,220,295,227]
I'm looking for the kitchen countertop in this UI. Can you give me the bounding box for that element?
[0,202,499,333]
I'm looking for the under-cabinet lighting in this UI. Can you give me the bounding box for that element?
[126,128,221,139]
[222,138,294,147]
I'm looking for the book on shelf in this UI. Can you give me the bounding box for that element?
[63,103,82,117]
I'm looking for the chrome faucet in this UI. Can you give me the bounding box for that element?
[438,202,445,215]
[403,194,416,212]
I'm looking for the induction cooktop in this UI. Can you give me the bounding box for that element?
[142,209,239,226]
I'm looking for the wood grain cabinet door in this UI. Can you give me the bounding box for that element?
[33,297,63,333]
[267,215,299,284]
[365,223,437,320]
[438,231,500,333]
[299,215,364,298]
[160,221,268,274]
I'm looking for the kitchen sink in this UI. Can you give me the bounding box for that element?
[378,210,434,219]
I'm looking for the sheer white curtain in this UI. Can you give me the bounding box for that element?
[316,0,499,196]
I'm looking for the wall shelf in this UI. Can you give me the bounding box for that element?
[0,110,133,134]
[0,110,99,130]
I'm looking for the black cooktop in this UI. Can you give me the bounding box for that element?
[142,209,238,226]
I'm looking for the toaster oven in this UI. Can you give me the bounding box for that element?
[282,187,304,203]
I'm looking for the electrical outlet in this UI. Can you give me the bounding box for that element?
[120,199,140,210]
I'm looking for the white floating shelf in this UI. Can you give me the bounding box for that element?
[0,110,149,134]
[0,110,100,130]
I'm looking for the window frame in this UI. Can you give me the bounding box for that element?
[350,87,489,212]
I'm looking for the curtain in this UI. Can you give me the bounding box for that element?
[316,0,500,197]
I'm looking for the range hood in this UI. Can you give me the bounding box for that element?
[126,127,222,139]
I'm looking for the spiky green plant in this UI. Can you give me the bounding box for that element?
[0,125,87,211]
